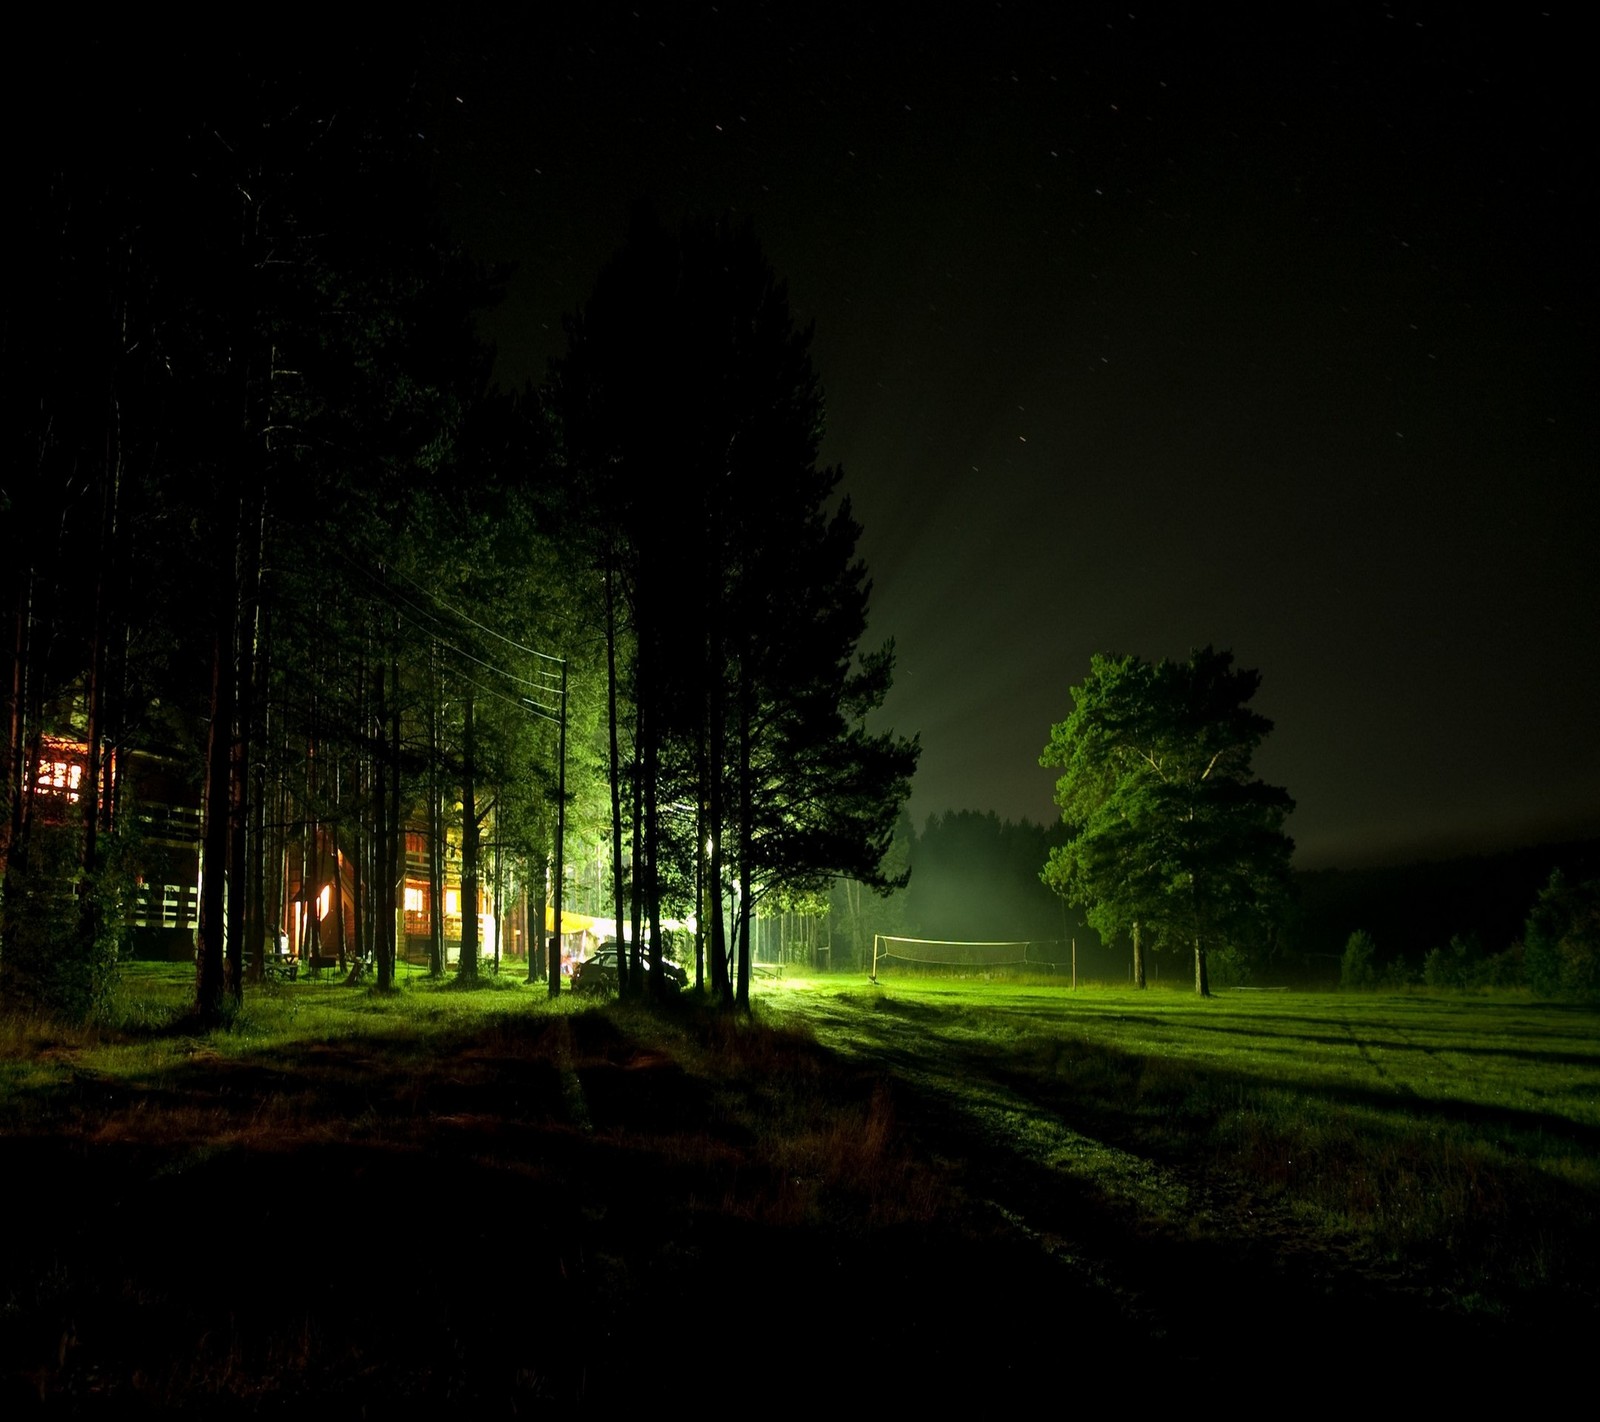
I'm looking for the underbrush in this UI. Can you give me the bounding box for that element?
[1,968,982,1409]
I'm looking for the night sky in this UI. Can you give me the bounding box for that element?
[416,4,1593,869]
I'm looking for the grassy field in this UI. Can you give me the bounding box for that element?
[2,965,1596,1409]
[774,977,1600,1297]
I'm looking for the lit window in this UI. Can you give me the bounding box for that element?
[35,757,87,802]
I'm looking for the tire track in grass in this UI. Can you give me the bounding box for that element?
[1387,1017,1450,1070]
[796,995,1177,1201]
[778,989,1507,1361]
[790,993,1193,1329]
[901,1048,1194,1220]
[1338,1008,1387,1079]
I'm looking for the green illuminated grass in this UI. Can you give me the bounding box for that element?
[1,966,1594,1408]
[766,977,1600,1305]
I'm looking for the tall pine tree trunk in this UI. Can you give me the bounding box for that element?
[459,693,479,982]
[379,644,400,991]
[604,563,626,997]
[707,637,730,1005]
[331,816,348,974]
[430,642,445,978]
[734,677,752,1010]
[645,684,664,999]
[693,800,706,991]
[77,418,116,961]
[1,568,30,897]
[227,471,266,1001]
[628,728,644,994]
[534,848,550,985]
[246,614,273,984]
[196,606,233,1026]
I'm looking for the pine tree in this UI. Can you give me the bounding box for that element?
[555,215,918,1006]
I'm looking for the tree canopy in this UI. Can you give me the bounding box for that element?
[1040,647,1294,995]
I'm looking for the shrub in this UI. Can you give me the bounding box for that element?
[1,824,129,1022]
[1382,955,1419,988]
[1340,930,1377,990]
[1423,933,1482,989]
[1524,871,1600,998]
[1469,944,1524,990]
[1209,944,1256,988]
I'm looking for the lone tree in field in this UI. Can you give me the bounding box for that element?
[1040,647,1294,995]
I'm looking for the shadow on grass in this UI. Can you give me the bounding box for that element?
[0,995,1150,1410]
[4,985,1594,1411]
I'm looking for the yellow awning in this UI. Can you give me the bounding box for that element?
[543,908,604,935]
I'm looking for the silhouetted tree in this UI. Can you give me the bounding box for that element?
[1524,870,1600,997]
[555,215,917,1007]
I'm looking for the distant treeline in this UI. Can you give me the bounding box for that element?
[1289,838,1600,964]
[903,812,1078,944]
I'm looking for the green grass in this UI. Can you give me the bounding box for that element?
[766,976,1600,1308]
[1,966,1595,1408]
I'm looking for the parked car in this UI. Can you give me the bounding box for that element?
[574,942,688,994]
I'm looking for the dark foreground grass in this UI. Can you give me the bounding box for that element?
[2,967,1595,1411]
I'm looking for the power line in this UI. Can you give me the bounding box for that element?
[335,547,567,693]
[452,667,562,727]
[391,561,565,664]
